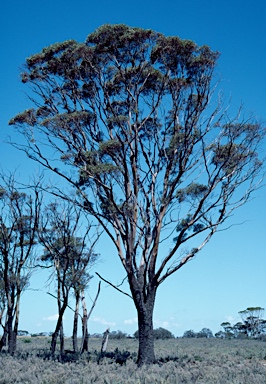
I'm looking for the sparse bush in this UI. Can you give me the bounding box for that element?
[1,337,266,383]
[97,348,131,365]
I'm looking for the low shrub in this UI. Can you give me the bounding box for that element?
[1,337,266,383]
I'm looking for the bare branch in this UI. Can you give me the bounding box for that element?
[95,272,132,299]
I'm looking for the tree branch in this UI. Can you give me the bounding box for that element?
[46,292,81,318]
[95,272,132,299]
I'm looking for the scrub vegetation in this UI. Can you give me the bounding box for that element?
[1,337,266,383]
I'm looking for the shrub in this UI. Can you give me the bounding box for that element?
[108,330,128,339]
[134,327,174,340]
[183,330,197,338]
[197,328,213,338]
[17,330,30,336]
[154,327,174,340]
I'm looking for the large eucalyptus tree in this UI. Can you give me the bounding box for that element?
[10,24,264,365]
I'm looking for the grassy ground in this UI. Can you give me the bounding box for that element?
[1,337,266,383]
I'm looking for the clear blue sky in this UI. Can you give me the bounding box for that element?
[1,0,266,337]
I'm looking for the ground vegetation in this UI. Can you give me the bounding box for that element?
[0,337,266,383]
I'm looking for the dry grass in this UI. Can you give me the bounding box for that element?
[0,337,266,383]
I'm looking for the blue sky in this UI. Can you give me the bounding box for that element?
[1,0,266,337]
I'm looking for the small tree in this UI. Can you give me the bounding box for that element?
[197,328,213,338]
[17,330,30,336]
[154,327,174,340]
[109,330,128,339]
[238,307,265,338]
[134,327,174,340]
[182,330,197,338]
[233,322,248,338]
[0,174,41,354]
[220,321,234,338]
[10,24,265,365]
[214,331,225,339]
[39,200,99,356]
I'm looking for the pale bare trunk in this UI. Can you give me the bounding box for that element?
[101,327,110,353]
[72,291,79,352]
[80,290,88,353]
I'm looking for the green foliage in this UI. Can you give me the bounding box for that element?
[154,327,175,340]
[182,329,197,338]
[197,328,213,338]
[0,188,6,198]
[17,330,30,336]
[210,142,258,176]
[9,109,37,126]
[217,308,266,340]
[183,328,213,338]
[176,183,208,203]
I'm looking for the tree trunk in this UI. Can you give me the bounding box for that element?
[6,305,15,355]
[134,287,157,366]
[51,274,67,357]
[0,311,8,352]
[0,327,7,351]
[72,292,80,353]
[50,300,68,357]
[80,290,88,353]
[82,323,89,352]
[59,323,64,355]
[101,327,110,353]
[12,291,21,355]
